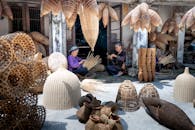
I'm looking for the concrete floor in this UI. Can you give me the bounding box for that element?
[39,78,195,130]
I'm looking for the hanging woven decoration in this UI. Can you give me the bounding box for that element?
[0,39,14,73]
[116,80,140,112]
[122,2,162,32]
[139,83,160,106]
[138,48,156,82]
[78,1,99,51]
[161,18,179,36]
[98,3,119,28]
[0,32,36,64]
[179,6,195,31]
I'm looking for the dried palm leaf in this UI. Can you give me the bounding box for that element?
[161,19,170,34]
[149,32,157,42]
[79,4,99,51]
[173,25,179,36]
[179,9,192,29]
[139,3,149,15]
[108,6,119,21]
[168,21,176,34]
[50,0,61,16]
[134,20,141,32]
[192,7,195,18]
[153,40,167,50]
[157,33,175,44]
[103,6,109,28]
[61,0,76,19]
[141,12,150,29]
[159,55,176,65]
[98,3,106,20]
[1,0,13,20]
[148,9,162,27]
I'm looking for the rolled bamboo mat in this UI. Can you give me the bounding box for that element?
[0,32,36,64]
[138,48,156,82]
[0,39,14,73]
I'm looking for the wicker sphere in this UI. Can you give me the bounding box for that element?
[43,67,81,110]
[48,52,67,72]
[174,67,195,102]
[139,83,159,106]
[116,80,139,112]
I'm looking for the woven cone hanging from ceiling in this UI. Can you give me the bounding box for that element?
[78,3,99,51]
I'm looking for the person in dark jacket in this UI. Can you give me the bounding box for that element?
[106,43,126,76]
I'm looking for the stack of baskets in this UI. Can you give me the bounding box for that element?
[138,48,156,82]
[0,32,46,129]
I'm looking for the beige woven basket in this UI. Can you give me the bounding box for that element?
[116,80,139,112]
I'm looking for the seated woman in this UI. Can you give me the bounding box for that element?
[68,46,88,76]
[107,42,126,76]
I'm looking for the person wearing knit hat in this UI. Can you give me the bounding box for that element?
[68,46,88,76]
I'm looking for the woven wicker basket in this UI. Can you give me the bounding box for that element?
[0,32,36,64]
[116,80,139,112]
[139,83,159,106]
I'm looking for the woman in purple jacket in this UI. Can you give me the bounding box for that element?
[68,46,88,76]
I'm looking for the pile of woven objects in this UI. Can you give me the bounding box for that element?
[76,94,123,130]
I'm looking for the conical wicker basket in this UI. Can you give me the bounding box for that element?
[0,32,36,64]
[43,67,81,110]
[174,67,195,102]
[79,4,99,51]
[139,83,159,106]
[116,80,139,112]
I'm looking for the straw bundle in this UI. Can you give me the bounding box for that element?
[79,5,99,51]
[122,3,162,32]
[138,48,156,82]
[161,18,179,36]
[159,54,176,66]
[116,80,139,112]
[83,52,102,71]
[30,31,49,46]
[98,3,119,27]
[0,32,36,64]
[179,6,195,30]
[0,39,14,73]
[0,0,13,20]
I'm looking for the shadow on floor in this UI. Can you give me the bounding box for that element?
[42,121,67,130]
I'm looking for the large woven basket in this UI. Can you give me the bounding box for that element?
[116,80,139,112]
[139,83,159,106]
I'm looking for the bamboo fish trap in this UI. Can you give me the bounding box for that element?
[0,32,36,64]
[83,52,102,71]
[78,4,99,51]
[138,48,156,82]
[116,80,140,112]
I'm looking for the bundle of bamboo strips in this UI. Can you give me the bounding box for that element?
[83,52,102,71]
[149,32,176,50]
[122,2,162,32]
[98,3,119,27]
[0,0,13,20]
[0,32,36,64]
[138,48,156,82]
[179,6,195,31]
[161,18,179,36]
